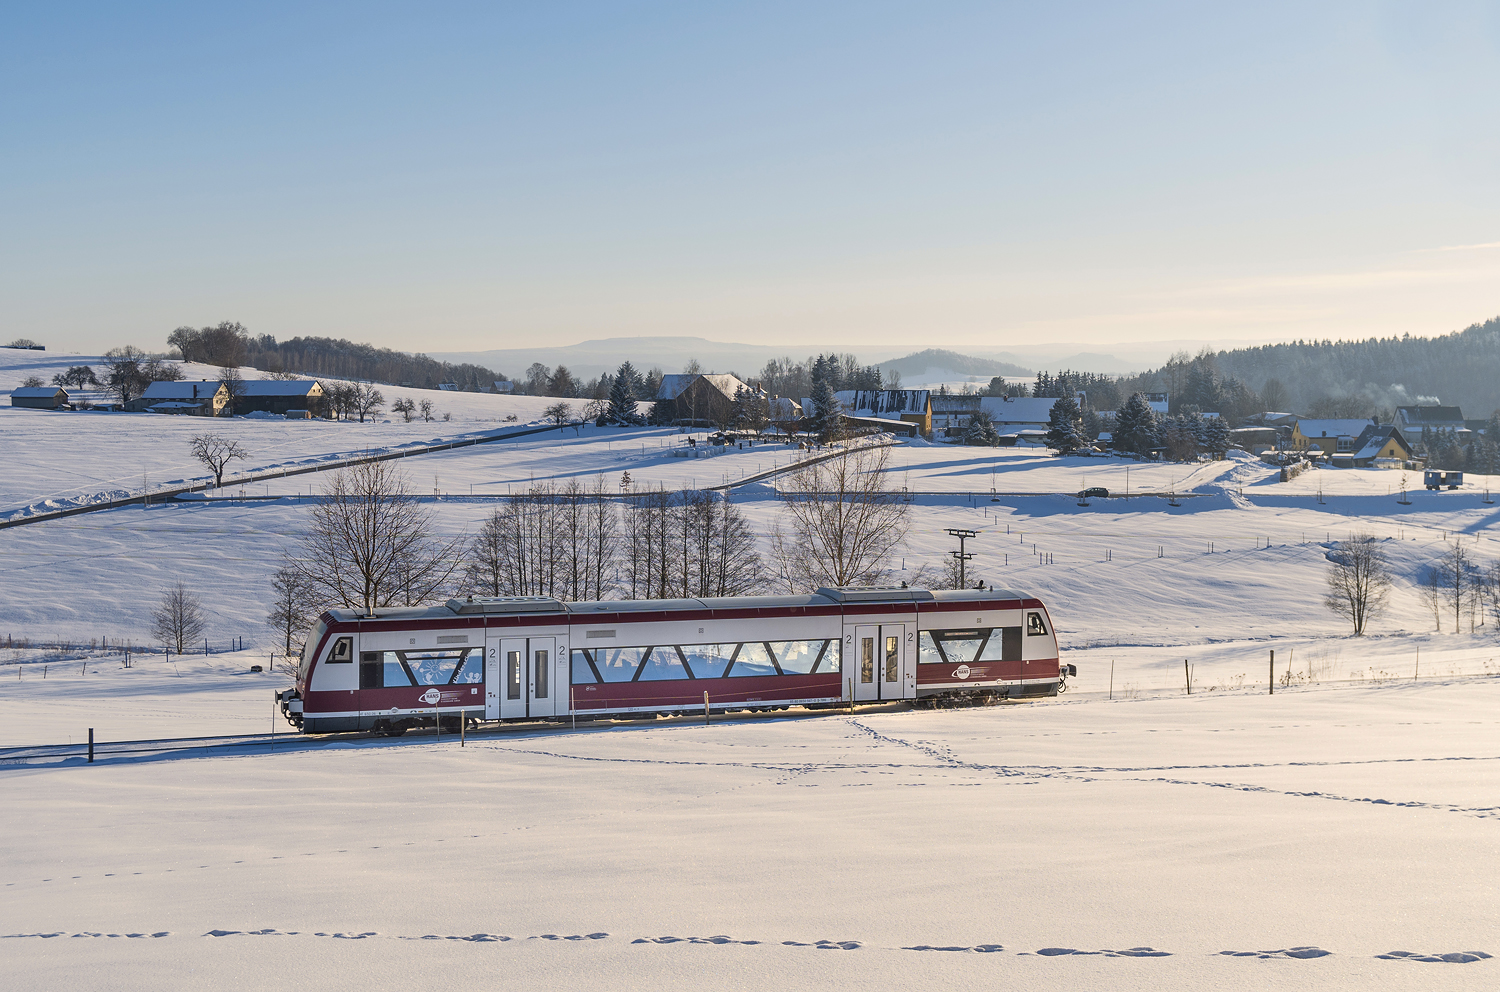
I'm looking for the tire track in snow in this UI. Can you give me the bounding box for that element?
[846,718,1500,821]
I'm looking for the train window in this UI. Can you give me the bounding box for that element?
[773,640,823,675]
[571,649,602,685]
[637,647,688,681]
[816,639,839,673]
[728,642,778,677]
[1027,612,1048,636]
[681,643,734,679]
[932,631,986,666]
[860,637,874,684]
[919,633,944,667]
[534,650,548,698]
[382,652,414,687]
[327,637,353,663]
[404,650,475,686]
[595,647,649,683]
[1001,627,1022,661]
[884,636,899,682]
[450,652,483,684]
[507,651,521,699]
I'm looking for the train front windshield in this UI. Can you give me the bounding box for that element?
[299,619,328,682]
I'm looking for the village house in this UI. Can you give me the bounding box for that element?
[233,379,325,416]
[1349,425,1418,469]
[9,385,68,409]
[1289,418,1376,456]
[831,389,932,435]
[128,380,229,415]
[655,373,753,426]
[980,396,1057,444]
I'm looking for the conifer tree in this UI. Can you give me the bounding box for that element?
[1113,393,1159,455]
[1045,396,1087,455]
[1203,416,1232,459]
[606,361,642,424]
[963,410,1000,446]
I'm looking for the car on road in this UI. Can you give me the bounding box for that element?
[1077,487,1109,499]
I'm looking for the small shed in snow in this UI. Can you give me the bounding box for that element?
[10,386,68,409]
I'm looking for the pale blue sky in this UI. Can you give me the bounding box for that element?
[4,2,1499,357]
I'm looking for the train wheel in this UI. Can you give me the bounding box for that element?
[385,725,407,737]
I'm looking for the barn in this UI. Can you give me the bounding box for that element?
[10,386,68,409]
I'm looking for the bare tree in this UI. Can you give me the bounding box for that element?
[1420,565,1445,632]
[1323,534,1391,635]
[352,382,385,422]
[190,433,248,487]
[419,398,434,422]
[282,460,464,613]
[1431,543,1481,633]
[217,367,245,416]
[544,402,572,430]
[465,477,620,601]
[152,581,207,654]
[266,566,318,657]
[392,397,415,422]
[771,445,909,590]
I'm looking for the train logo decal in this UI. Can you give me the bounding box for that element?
[954,665,972,680]
[418,689,442,705]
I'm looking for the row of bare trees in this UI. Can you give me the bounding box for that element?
[266,446,914,655]
[1325,534,1500,636]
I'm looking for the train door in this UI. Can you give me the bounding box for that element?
[491,637,528,720]
[852,625,880,701]
[529,637,557,718]
[883,624,915,700]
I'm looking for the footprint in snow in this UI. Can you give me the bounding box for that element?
[1037,946,1171,957]
[904,943,1004,952]
[633,935,762,945]
[1378,950,1491,963]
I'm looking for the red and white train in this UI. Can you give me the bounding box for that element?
[276,587,1067,735]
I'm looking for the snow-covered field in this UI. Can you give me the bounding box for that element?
[2,659,1495,990]
[4,345,1498,989]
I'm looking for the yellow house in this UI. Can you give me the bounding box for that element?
[1351,426,1417,468]
[1290,418,1373,455]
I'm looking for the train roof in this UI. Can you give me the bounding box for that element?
[322,586,1041,625]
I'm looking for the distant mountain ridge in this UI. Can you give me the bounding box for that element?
[878,348,1031,379]
[431,337,1037,383]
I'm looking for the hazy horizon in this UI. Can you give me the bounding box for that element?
[5,3,1499,356]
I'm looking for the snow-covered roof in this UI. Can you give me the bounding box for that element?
[930,394,981,413]
[657,373,749,401]
[140,380,226,400]
[11,386,64,398]
[979,396,1055,424]
[1352,426,1411,461]
[834,389,930,417]
[236,379,321,397]
[1397,405,1463,425]
[1295,418,1372,439]
[768,397,802,420]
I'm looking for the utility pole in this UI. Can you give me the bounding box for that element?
[945,529,979,588]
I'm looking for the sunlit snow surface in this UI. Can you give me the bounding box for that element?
[2,661,1496,991]
[3,347,1498,989]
